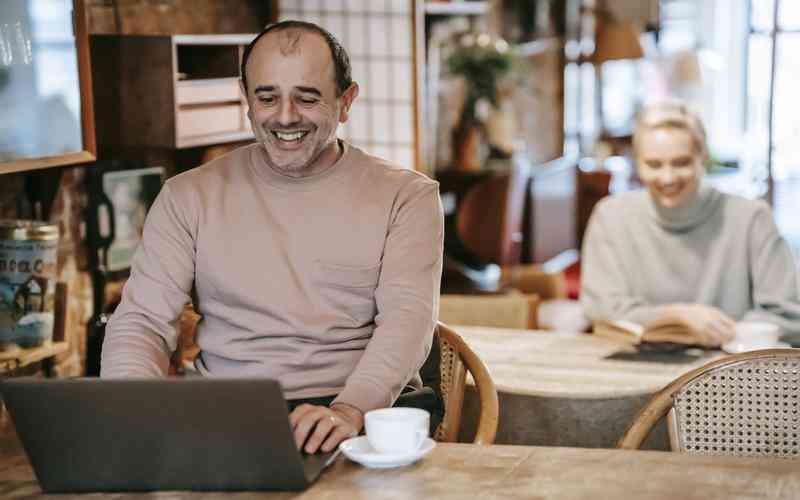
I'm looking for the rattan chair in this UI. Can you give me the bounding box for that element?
[619,349,800,458]
[176,317,500,444]
[500,264,568,301]
[429,322,499,444]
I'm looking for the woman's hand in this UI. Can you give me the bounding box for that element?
[659,304,736,346]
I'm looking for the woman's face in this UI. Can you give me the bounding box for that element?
[636,127,704,209]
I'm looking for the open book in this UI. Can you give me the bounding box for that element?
[592,317,710,348]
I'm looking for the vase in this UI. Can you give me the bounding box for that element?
[452,123,487,172]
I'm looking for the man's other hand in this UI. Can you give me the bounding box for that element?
[289,403,364,454]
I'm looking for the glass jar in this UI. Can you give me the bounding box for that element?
[0,220,59,348]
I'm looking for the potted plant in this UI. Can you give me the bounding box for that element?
[445,32,512,171]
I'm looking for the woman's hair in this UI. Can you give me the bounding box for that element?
[633,100,709,162]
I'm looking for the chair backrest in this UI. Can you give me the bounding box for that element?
[431,322,499,444]
[438,293,540,330]
[434,159,529,270]
[500,264,568,301]
[576,167,611,249]
[619,349,800,458]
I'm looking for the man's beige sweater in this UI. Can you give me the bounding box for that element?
[101,142,444,413]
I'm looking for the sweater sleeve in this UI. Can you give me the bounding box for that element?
[100,182,197,378]
[333,181,443,413]
[741,202,800,338]
[580,199,665,325]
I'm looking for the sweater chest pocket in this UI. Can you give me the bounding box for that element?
[313,260,380,326]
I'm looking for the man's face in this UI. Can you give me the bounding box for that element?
[243,30,357,177]
[636,127,703,209]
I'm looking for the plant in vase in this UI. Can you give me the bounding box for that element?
[445,32,512,171]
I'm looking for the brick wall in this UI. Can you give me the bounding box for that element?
[87,0,272,35]
[0,169,90,375]
[50,169,93,375]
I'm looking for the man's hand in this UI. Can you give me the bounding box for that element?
[658,304,736,346]
[288,403,364,454]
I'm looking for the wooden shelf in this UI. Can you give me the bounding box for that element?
[425,1,489,16]
[176,130,254,149]
[91,33,258,152]
[173,33,258,45]
[0,342,69,374]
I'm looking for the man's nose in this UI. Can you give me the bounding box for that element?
[278,99,300,126]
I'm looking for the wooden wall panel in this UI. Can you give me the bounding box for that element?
[86,0,274,35]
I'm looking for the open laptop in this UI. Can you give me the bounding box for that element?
[1,378,337,493]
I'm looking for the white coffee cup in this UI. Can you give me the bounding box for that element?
[735,321,781,346]
[364,408,429,455]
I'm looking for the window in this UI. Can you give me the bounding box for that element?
[570,0,800,251]
[651,1,748,166]
[280,1,418,170]
[748,0,800,252]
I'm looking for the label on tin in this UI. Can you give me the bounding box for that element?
[0,238,58,347]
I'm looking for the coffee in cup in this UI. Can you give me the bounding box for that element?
[364,408,429,455]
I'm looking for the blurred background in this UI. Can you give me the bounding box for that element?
[1,0,797,377]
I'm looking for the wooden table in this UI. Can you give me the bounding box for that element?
[455,326,724,449]
[1,426,797,499]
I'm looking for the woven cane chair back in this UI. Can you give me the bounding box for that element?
[619,349,800,458]
[432,322,499,444]
[670,354,800,458]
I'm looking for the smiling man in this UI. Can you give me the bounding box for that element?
[101,21,443,454]
[243,25,355,179]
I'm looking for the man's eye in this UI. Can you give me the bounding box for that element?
[258,96,276,105]
[645,161,662,169]
[298,96,318,104]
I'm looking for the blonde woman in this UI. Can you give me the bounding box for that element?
[580,100,800,347]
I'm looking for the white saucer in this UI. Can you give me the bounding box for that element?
[722,341,791,354]
[339,435,435,469]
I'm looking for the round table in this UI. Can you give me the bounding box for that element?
[455,326,724,449]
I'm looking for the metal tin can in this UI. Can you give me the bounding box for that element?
[0,220,59,348]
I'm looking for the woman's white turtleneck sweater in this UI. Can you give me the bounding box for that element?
[580,183,800,343]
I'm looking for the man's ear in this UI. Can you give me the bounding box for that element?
[240,79,252,121]
[338,82,359,123]
[239,78,248,100]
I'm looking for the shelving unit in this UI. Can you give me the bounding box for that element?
[0,341,69,375]
[173,34,255,148]
[91,33,257,152]
[424,1,489,16]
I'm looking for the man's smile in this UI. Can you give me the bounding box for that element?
[268,129,312,149]
[272,130,309,142]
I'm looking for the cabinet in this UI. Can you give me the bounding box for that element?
[90,34,256,153]
[0,282,68,377]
